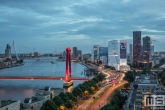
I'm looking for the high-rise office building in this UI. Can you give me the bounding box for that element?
[137,36,152,68]
[99,47,108,60]
[73,47,78,58]
[129,44,133,65]
[5,44,12,59]
[93,45,99,62]
[100,56,107,65]
[143,36,151,53]
[151,44,154,56]
[108,40,129,70]
[77,50,82,60]
[108,40,120,70]
[143,36,151,61]
[133,31,141,66]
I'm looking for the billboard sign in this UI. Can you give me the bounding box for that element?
[120,41,127,59]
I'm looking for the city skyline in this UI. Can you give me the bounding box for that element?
[0,0,165,53]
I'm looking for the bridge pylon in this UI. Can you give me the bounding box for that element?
[65,47,72,82]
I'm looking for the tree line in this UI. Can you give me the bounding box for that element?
[123,67,152,83]
[41,73,106,110]
[157,70,165,86]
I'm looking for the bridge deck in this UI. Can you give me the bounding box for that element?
[0,76,89,81]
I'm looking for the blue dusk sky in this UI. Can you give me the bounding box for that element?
[0,0,165,53]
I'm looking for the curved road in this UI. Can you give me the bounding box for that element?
[89,81,127,110]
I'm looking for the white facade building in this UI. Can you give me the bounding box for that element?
[22,87,64,110]
[108,40,130,70]
[108,40,120,70]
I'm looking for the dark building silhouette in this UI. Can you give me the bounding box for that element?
[5,44,12,59]
[73,47,78,58]
[143,36,151,56]
[77,50,82,60]
[133,31,141,66]
[137,36,152,68]
[99,47,108,59]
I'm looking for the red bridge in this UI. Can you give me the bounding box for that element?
[0,76,89,81]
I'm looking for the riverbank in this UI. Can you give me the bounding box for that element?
[0,63,24,70]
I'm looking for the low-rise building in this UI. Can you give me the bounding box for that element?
[0,100,20,110]
[124,74,165,110]
[22,95,48,110]
[21,87,64,110]
[83,53,91,60]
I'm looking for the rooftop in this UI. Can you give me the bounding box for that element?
[0,100,18,108]
[134,74,157,84]
[24,97,43,104]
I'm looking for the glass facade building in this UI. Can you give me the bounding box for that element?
[133,31,141,66]
[99,47,108,60]
[93,45,99,62]
[108,40,120,70]
[108,40,129,70]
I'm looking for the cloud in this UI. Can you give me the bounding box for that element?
[0,0,165,53]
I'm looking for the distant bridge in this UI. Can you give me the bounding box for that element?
[0,76,90,81]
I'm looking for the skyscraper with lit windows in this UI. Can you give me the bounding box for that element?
[133,31,141,66]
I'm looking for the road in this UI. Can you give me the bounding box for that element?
[75,67,124,110]
[76,84,112,110]
[89,81,127,110]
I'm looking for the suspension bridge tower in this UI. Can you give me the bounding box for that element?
[63,47,74,89]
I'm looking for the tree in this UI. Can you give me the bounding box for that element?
[72,86,83,97]
[96,73,106,82]
[41,100,58,110]
[66,92,77,103]
[124,83,130,90]
[123,71,134,83]
[82,82,93,94]
[89,80,98,90]
[59,92,70,102]
[161,74,165,82]
[77,84,86,93]
[100,104,119,110]
[163,80,165,86]
[53,96,64,108]
[141,67,151,74]
[64,100,73,109]
[92,78,99,83]
[158,72,165,78]
[58,92,73,109]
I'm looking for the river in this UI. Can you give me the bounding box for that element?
[0,57,87,101]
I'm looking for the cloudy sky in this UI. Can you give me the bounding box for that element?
[0,0,165,53]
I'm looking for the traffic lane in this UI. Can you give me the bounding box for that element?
[90,81,127,110]
[77,84,113,110]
